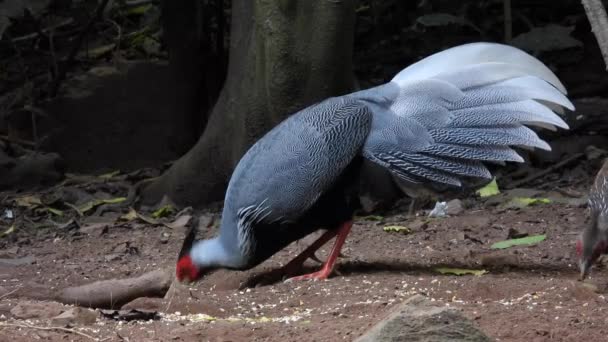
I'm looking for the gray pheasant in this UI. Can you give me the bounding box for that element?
[578,158,608,280]
[176,42,572,283]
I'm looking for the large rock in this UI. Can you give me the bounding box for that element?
[37,61,182,172]
[10,301,65,319]
[0,152,64,191]
[355,295,491,342]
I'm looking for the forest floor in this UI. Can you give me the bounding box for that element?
[0,171,607,341]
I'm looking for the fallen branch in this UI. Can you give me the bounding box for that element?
[11,18,75,43]
[57,268,173,309]
[0,322,98,341]
[581,0,608,70]
[505,153,586,189]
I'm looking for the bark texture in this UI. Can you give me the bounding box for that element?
[160,0,205,154]
[581,0,608,70]
[142,0,356,206]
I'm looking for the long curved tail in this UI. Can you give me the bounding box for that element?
[352,42,572,188]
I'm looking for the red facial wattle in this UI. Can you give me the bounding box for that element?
[176,255,200,282]
[576,239,583,257]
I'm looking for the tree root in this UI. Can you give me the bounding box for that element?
[56,268,173,309]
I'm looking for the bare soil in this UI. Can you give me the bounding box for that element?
[0,189,606,342]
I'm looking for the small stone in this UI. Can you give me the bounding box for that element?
[446,199,464,216]
[105,253,121,262]
[79,223,109,236]
[122,297,165,311]
[10,301,65,319]
[466,215,492,229]
[409,219,428,231]
[159,232,170,244]
[51,307,98,326]
[507,228,528,239]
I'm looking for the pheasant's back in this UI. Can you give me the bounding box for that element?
[590,159,608,215]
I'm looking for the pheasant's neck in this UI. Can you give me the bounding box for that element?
[190,237,246,270]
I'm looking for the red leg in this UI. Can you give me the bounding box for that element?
[285,221,353,282]
[280,229,338,277]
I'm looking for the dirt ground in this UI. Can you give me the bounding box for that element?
[1,181,607,342]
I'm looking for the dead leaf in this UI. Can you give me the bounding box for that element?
[98,170,121,179]
[15,195,42,208]
[165,215,192,229]
[136,212,159,225]
[382,225,412,234]
[0,225,15,237]
[74,197,128,215]
[120,208,138,221]
[435,267,487,276]
[119,208,158,225]
[152,205,174,218]
[54,219,77,230]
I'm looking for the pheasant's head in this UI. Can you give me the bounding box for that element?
[176,255,201,283]
[175,217,214,283]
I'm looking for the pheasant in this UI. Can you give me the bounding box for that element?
[175,42,573,283]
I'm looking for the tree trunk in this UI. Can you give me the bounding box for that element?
[141,0,356,206]
[160,0,205,154]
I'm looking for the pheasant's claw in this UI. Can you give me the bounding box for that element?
[284,269,331,282]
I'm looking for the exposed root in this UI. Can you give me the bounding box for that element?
[57,268,173,309]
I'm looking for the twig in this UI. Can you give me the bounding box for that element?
[11,18,75,43]
[0,287,20,300]
[0,322,98,340]
[505,153,586,189]
[0,135,36,148]
[49,0,112,97]
[123,0,158,7]
[581,0,608,70]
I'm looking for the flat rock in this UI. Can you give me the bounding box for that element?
[51,307,98,326]
[121,297,165,311]
[355,295,490,342]
[79,223,109,236]
[409,219,429,231]
[0,256,36,267]
[10,301,65,319]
